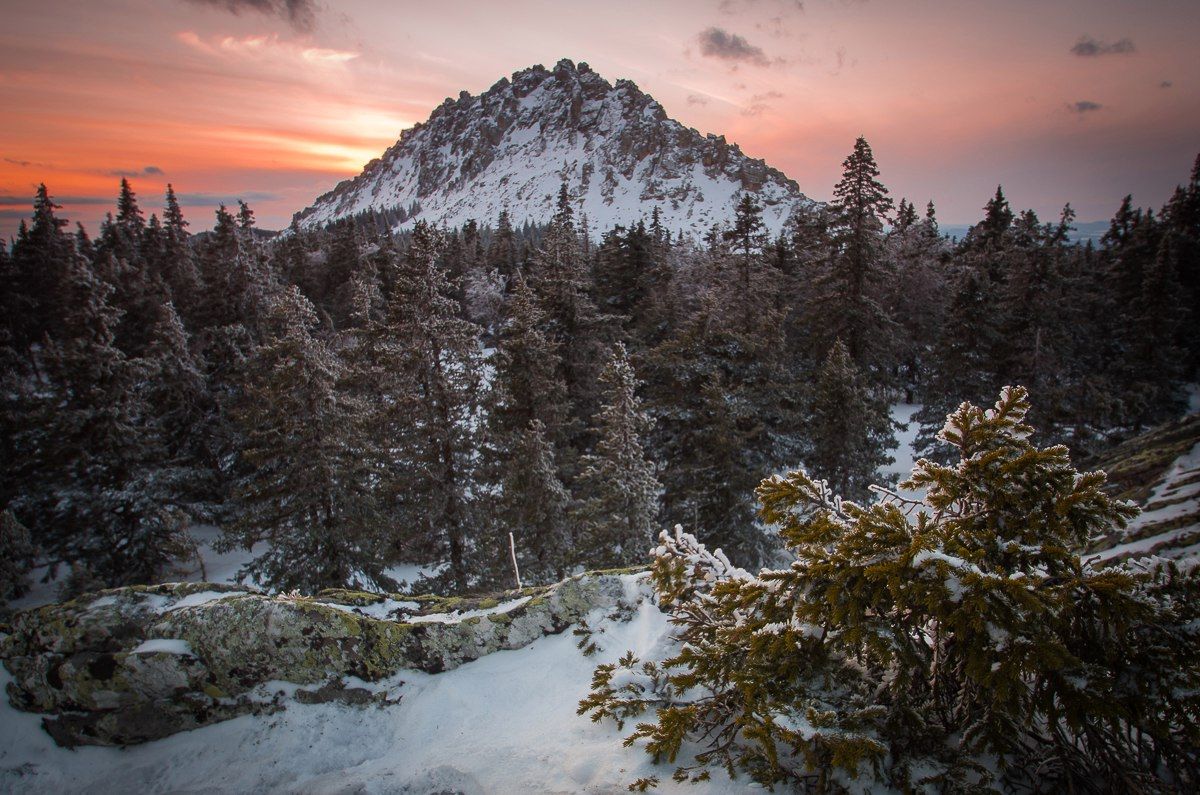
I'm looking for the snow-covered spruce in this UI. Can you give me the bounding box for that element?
[580,386,1200,792]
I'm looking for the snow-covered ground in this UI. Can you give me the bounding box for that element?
[884,403,924,502]
[1095,438,1200,563]
[0,574,761,794]
[8,525,439,613]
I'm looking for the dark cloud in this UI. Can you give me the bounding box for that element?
[697,27,772,67]
[1071,35,1135,57]
[4,157,55,169]
[686,94,710,106]
[0,194,114,206]
[1160,80,1173,89]
[106,165,166,178]
[175,191,282,205]
[181,0,319,33]
[1070,100,1103,114]
[742,91,783,116]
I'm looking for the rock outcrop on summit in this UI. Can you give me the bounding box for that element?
[293,59,813,238]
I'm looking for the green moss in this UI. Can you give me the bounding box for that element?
[358,620,415,679]
[202,683,226,699]
[581,565,650,577]
[487,612,513,624]
[476,597,500,610]
[314,589,386,606]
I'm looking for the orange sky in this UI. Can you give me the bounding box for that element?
[2,0,1197,237]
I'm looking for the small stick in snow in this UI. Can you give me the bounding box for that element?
[509,532,523,590]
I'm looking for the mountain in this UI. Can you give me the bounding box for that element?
[293,59,814,238]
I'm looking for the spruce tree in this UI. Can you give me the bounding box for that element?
[805,340,897,501]
[491,419,573,585]
[644,299,787,565]
[584,387,1199,791]
[0,509,36,609]
[805,137,897,374]
[156,185,202,322]
[574,343,661,567]
[8,245,191,587]
[526,193,612,446]
[376,221,485,592]
[6,185,73,357]
[486,273,572,459]
[220,286,390,592]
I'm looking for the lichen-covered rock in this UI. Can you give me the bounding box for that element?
[1,570,645,747]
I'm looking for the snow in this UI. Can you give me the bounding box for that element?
[884,403,924,502]
[179,523,266,588]
[381,561,441,589]
[160,589,247,613]
[10,522,436,613]
[1097,439,1200,564]
[0,574,759,793]
[131,638,195,656]
[294,62,812,241]
[317,597,421,621]
[405,595,530,624]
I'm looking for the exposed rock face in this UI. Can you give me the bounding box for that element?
[293,58,813,238]
[1,571,640,747]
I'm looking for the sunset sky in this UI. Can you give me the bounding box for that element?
[2,0,1197,238]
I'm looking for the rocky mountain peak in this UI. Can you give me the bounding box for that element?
[293,59,813,237]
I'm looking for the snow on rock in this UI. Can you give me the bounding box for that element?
[293,58,815,240]
[0,571,642,748]
[131,638,195,656]
[0,571,754,793]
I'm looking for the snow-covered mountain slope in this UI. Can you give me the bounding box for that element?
[293,59,814,239]
[1094,413,1200,564]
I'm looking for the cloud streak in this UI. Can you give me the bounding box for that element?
[0,194,116,206]
[1071,35,1135,57]
[175,190,282,205]
[106,165,165,178]
[181,0,319,33]
[697,27,772,67]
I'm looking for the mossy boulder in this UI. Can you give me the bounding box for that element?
[2,571,642,747]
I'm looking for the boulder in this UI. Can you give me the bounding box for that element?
[1,570,642,747]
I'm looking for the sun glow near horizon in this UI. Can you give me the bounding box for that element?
[2,0,1197,236]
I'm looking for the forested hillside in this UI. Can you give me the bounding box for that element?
[2,141,1198,608]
